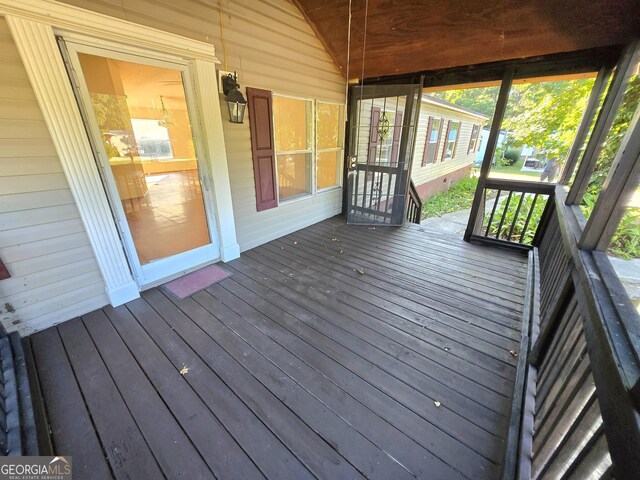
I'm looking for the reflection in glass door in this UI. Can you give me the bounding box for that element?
[66,44,218,286]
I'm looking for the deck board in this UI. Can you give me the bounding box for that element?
[27,217,529,480]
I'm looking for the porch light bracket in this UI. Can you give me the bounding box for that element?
[222,71,247,124]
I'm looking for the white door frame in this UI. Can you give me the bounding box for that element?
[2,0,240,305]
[63,41,222,288]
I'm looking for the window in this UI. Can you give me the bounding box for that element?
[317,102,345,190]
[468,124,480,154]
[442,121,461,161]
[130,119,173,160]
[273,96,313,201]
[422,117,442,165]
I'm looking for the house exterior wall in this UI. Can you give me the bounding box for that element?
[0,0,345,333]
[411,100,484,201]
[56,0,346,252]
[0,17,108,334]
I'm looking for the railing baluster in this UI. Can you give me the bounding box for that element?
[520,194,539,244]
[508,193,526,242]
[495,190,513,240]
[485,189,502,237]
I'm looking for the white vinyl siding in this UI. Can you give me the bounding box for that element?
[0,17,107,335]
[56,0,346,252]
[411,100,485,190]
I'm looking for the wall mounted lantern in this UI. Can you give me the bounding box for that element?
[221,71,247,124]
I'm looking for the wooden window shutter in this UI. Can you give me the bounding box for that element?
[434,118,444,162]
[390,111,404,167]
[368,107,381,164]
[468,124,477,154]
[421,116,433,166]
[441,120,451,162]
[0,259,10,281]
[247,87,278,211]
[452,122,461,158]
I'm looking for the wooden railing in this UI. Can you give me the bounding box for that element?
[468,178,556,252]
[406,179,422,224]
[0,325,38,456]
[502,186,640,479]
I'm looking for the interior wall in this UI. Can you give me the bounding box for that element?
[57,0,346,252]
[0,17,108,335]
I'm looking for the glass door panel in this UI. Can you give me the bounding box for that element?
[69,47,218,286]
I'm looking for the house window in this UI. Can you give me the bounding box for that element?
[317,102,345,190]
[468,124,480,153]
[443,121,461,161]
[423,117,442,165]
[273,96,313,201]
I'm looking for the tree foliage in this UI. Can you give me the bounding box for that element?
[431,78,594,159]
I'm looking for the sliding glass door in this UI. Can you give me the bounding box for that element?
[64,42,219,287]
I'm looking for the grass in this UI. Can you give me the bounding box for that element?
[489,158,543,177]
[421,176,478,219]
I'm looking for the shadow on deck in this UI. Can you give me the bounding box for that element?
[26,216,529,480]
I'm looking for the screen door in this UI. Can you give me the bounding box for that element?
[346,84,422,225]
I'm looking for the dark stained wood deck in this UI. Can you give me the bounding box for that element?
[26,216,529,480]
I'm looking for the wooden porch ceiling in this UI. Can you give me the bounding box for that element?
[293,0,639,80]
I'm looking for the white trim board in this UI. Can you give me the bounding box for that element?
[0,0,219,63]
[6,16,140,307]
[3,3,240,313]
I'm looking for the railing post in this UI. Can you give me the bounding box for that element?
[579,101,640,250]
[464,66,514,241]
[559,66,613,184]
[566,40,639,205]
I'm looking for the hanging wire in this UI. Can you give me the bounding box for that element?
[219,0,229,70]
[345,0,352,106]
[360,0,369,91]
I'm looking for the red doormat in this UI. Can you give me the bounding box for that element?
[162,264,231,299]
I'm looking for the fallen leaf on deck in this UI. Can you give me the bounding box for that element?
[179,365,189,375]
[434,400,441,407]
[509,350,519,357]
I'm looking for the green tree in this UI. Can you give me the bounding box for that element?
[502,79,594,159]
[430,87,499,118]
[431,78,594,160]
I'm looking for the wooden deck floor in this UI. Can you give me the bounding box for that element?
[26,217,529,480]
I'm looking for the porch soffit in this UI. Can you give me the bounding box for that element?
[293,0,640,80]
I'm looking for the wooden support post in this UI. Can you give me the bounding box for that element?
[559,67,613,184]
[566,40,639,204]
[579,103,640,250]
[464,67,514,241]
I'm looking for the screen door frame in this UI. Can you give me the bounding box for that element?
[346,83,422,226]
[62,39,220,288]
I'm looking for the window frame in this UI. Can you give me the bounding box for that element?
[271,93,345,205]
[468,124,480,154]
[272,93,315,204]
[442,120,461,161]
[316,100,346,193]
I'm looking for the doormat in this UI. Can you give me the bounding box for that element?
[162,264,231,299]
